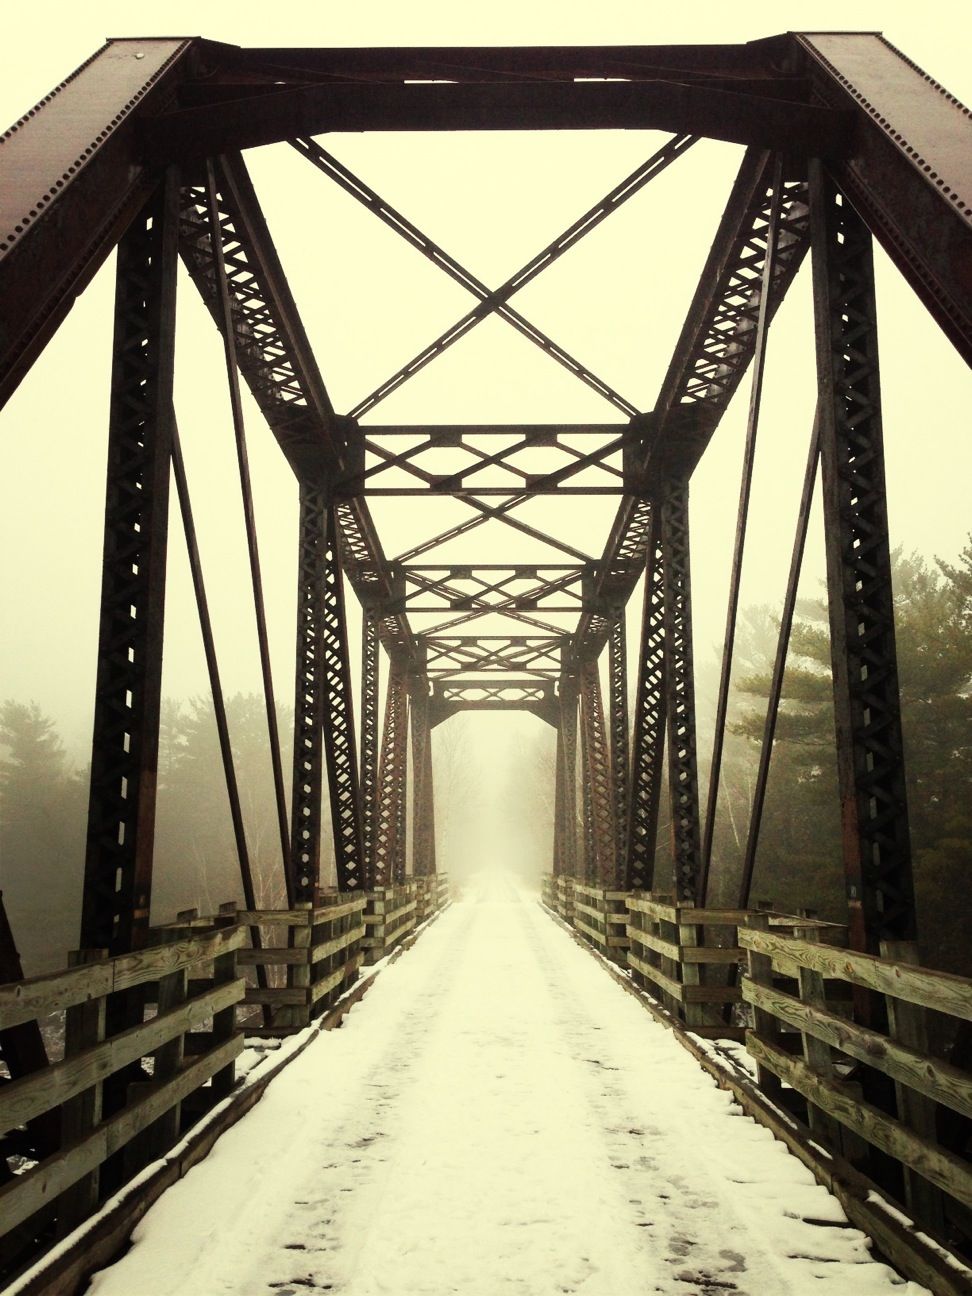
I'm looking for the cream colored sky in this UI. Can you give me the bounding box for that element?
[1,1,970,761]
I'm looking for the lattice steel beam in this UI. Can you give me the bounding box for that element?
[429,678,559,727]
[810,162,917,951]
[609,613,630,866]
[661,484,702,903]
[554,676,579,877]
[80,175,178,954]
[580,660,617,888]
[360,608,380,881]
[373,662,409,887]
[574,150,811,662]
[424,636,565,678]
[409,672,437,877]
[625,507,667,892]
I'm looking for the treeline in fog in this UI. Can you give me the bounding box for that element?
[1,540,969,977]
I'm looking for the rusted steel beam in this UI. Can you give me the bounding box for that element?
[146,80,849,160]
[580,661,617,888]
[373,663,409,888]
[409,671,436,878]
[661,483,703,904]
[809,161,917,952]
[0,38,195,410]
[80,176,179,954]
[798,33,972,367]
[574,149,811,662]
[625,507,667,893]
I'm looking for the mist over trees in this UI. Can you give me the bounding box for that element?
[1,540,968,976]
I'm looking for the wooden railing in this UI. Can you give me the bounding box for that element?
[625,895,846,1040]
[0,925,244,1262]
[414,874,450,925]
[572,884,629,964]
[362,883,418,965]
[741,920,972,1242]
[227,896,366,1036]
[555,875,574,924]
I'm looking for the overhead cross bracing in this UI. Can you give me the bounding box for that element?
[1,29,969,921]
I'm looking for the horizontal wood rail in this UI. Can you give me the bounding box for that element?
[362,878,449,966]
[414,875,450,925]
[741,918,972,1247]
[572,884,629,964]
[0,925,245,1275]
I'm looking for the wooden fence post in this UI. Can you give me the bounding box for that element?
[57,949,108,1235]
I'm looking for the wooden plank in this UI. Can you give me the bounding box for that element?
[682,984,739,1004]
[0,980,242,1137]
[0,928,245,1029]
[237,947,304,966]
[625,896,679,922]
[746,1033,972,1212]
[742,979,972,1123]
[572,900,605,923]
[0,1036,241,1239]
[244,987,307,1006]
[574,917,607,948]
[627,950,683,1001]
[235,909,313,925]
[308,955,364,1006]
[627,925,679,961]
[111,928,246,995]
[739,930,972,1021]
[0,963,114,1029]
[309,924,365,964]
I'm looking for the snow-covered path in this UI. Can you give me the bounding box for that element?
[89,875,923,1296]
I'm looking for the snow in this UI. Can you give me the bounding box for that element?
[86,873,928,1295]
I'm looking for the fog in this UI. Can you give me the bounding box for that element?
[1,2,970,965]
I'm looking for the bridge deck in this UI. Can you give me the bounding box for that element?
[87,878,924,1296]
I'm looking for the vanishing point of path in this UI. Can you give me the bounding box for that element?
[88,875,925,1296]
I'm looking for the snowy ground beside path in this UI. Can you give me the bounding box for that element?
[88,873,926,1296]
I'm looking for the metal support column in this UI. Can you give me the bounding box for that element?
[360,608,380,884]
[661,481,703,903]
[374,662,409,887]
[554,675,579,877]
[579,659,617,887]
[809,162,917,951]
[625,506,667,891]
[609,612,630,873]
[409,667,436,877]
[290,490,365,898]
[80,175,178,954]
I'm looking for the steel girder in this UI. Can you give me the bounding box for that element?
[4,33,966,960]
[579,661,617,888]
[373,663,410,887]
[809,163,917,952]
[554,678,579,878]
[80,176,179,954]
[609,615,630,865]
[661,484,703,904]
[429,679,559,729]
[360,610,380,881]
[291,490,365,897]
[409,673,437,878]
[798,34,972,367]
[575,149,812,662]
[0,39,195,410]
[625,507,667,893]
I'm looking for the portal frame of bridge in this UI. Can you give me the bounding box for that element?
[1,31,970,962]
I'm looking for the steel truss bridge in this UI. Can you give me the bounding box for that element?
[0,30,970,1296]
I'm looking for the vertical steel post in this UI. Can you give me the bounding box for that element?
[80,175,179,954]
[580,659,617,887]
[360,608,380,885]
[661,481,703,903]
[374,662,409,887]
[609,612,630,875]
[290,491,365,898]
[625,506,667,891]
[409,666,436,877]
[290,486,327,902]
[809,162,917,950]
[556,675,579,878]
